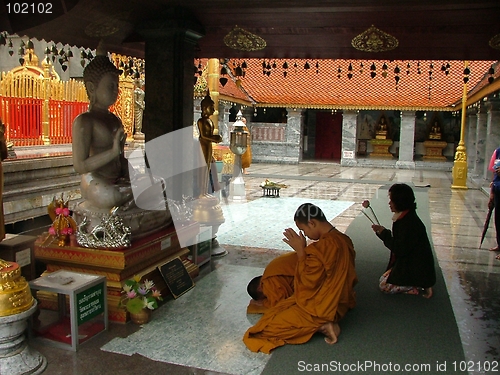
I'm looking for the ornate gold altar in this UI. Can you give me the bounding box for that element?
[423,140,447,160]
[213,144,234,175]
[34,223,200,323]
[369,139,393,158]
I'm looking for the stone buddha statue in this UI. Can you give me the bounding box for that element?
[428,121,442,140]
[71,47,171,248]
[375,116,388,139]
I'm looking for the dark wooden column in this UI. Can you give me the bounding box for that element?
[135,8,204,201]
[136,7,204,141]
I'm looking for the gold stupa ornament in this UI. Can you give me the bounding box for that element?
[351,25,399,52]
[489,33,500,50]
[223,26,266,51]
[0,259,34,317]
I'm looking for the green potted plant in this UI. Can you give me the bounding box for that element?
[120,275,162,324]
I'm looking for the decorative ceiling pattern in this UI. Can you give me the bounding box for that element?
[2,1,500,61]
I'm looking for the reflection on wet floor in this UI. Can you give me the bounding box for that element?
[234,162,500,369]
[22,152,499,374]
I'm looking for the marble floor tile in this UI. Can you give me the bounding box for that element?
[30,157,499,375]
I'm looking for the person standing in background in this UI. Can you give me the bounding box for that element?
[488,147,500,259]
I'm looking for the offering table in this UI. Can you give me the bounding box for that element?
[33,223,200,323]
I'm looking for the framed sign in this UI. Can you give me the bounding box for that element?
[158,257,195,299]
[76,282,105,325]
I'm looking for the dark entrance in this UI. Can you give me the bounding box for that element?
[314,111,342,160]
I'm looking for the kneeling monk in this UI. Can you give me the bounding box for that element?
[243,203,358,354]
[247,251,297,313]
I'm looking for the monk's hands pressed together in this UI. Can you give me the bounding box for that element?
[282,228,306,259]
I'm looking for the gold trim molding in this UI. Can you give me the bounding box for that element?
[352,25,399,53]
[223,26,266,51]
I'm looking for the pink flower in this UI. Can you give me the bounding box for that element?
[62,208,70,217]
[61,227,73,235]
[55,207,63,215]
[152,289,161,298]
[126,290,137,299]
[362,200,370,208]
[48,226,56,236]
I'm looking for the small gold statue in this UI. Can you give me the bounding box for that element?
[429,122,442,140]
[375,117,388,139]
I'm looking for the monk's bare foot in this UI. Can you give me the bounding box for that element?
[496,254,500,260]
[422,287,433,299]
[489,246,499,251]
[318,322,340,345]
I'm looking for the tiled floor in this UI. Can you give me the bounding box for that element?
[28,161,499,375]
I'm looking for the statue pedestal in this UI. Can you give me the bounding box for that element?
[34,223,200,323]
[369,139,394,158]
[0,302,46,374]
[423,140,447,161]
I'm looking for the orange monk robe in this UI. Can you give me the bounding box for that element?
[261,252,297,308]
[243,229,358,354]
[247,252,297,314]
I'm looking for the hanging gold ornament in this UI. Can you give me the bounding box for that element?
[223,26,266,51]
[351,25,399,52]
[489,33,500,50]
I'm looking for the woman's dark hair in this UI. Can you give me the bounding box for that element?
[294,203,327,224]
[389,183,417,212]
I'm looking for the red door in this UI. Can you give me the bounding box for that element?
[314,112,342,160]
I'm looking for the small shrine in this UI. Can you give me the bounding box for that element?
[423,118,447,160]
[369,114,393,158]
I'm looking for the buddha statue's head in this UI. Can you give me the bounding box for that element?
[83,50,121,105]
[200,91,214,116]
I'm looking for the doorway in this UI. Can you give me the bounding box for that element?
[314,111,342,160]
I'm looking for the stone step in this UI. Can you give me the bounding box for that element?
[2,155,81,225]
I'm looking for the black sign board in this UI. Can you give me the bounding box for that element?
[158,257,194,299]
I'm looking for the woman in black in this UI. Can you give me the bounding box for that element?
[371,183,436,298]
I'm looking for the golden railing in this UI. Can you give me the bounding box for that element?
[0,51,89,146]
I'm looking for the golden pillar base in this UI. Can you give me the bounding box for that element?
[452,143,468,189]
[452,160,468,189]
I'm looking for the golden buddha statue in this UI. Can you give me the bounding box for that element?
[197,91,222,196]
[428,122,442,140]
[375,117,388,139]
